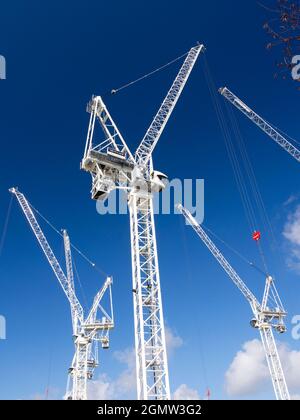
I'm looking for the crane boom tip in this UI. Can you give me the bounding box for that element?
[9,187,18,194]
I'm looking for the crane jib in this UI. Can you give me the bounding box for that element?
[134,44,205,167]
[220,87,300,163]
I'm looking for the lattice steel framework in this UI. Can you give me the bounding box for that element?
[178,204,290,401]
[10,187,114,400]
[81,44,204,399]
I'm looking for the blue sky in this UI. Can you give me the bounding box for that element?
[0,0,300,400]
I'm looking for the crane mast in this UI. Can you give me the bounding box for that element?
[10,187,114,400]
[81,44,204,399]
[177,205,290,400]
[219,87,300,163]
[128,188,169,399]
[130,45,203,400]
[68,276,113,401]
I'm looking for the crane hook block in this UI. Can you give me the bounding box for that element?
[252,231,261,242]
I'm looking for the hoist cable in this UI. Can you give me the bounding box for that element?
[110,50,190,94]
[73,256,89,312]
[202,223,267,277]
[202,56,272,273]
[0,195,13,257]
[224,101,279,272]
[44,349,53,400]
[267,119,300,147]
[225,102,278,253]
[178,216,210,392]
[257,241,269,277]
[27,201,108,277]
[202,56,257,232]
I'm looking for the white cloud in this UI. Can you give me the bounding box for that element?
[225,339,300,398]
[278,342,300,390]
[88,327,184,400]
[283,205,300,246]
[225,339,269,397]
[89,373,116,400]
[165,326,183,356]
[173,384,200,400]
[167,329,200,400]
[283,205,300,271]
[284,195,299,207]
[113,348,136,397]
[88,348,136,400]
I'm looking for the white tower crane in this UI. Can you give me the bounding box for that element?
[81,43,205,400]
[9,187,114,400]
[177,204,290,401]
[219,87,300,163]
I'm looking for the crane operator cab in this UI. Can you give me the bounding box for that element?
[150,171,168,193]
